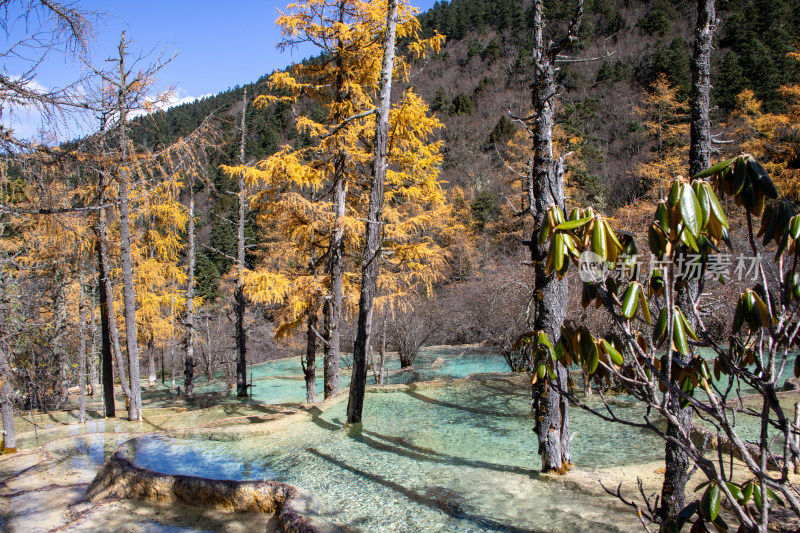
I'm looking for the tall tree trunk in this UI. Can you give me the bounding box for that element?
[347,0,398,424]
[660,0,716,519]
[54,274,68,409]
[236,88,249,397]
[97,233,116,417]
[169,276,176,390]
[116,34,142,422]
[184,174,196,397]
[0,345,14,452]
[323,6,348,400]
[89,276,98,397]
[0,270,15,451]
[98,197,130,407]
[305,310,317,403]
[78,267,87,424]
[528,0,582,474]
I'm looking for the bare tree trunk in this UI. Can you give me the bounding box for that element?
[689,0,715,179]
[236,88,249,397]
[98,198,130,408]
[528,0,582,474]
[116,34,142,422]
[346,0,398,424]
[78,267,87,424]
[659,0,716,519]
[169,276,176,390]
[305,311,317,403]
[184,173,196,397]
[0,270,15,450]
[89,276,98,396]
[323,6,349,401]
[54,273,69,409]
[97,231,116,417]
[0,345,14,451]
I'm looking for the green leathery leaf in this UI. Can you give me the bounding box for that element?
[537,363,547,379]
[553,233,565,273]
[621,282,640,320]
[721,226,733,251]
[744,291,761,332]
[767,487,786,507]
[602,339,623,366]
[637,283,651,325]
[648,223,665,256]
[692,156,736,180]
[537,331,555,355]
[680,376,695,409]
[700,483,721,522]
[655,201,670,230]
[591,218,607,261]
[581,331,599,374]
[703,183,728,229]
[740,178,758,213]
[604,219,623,250]
[677,308,699,342]
[653,307,668,344]
[748,157,779,199]
[680,183,702,237]
[753,484,762,510]
[695,181,711,229]
[724,482,744,502]
[791,215,800,240]
[680,224,700,252]
[673,310,689,356]
[733,156,748,195]
[556,216,593,230]
[668,180,681,207]
[732,295,745,335]
[762,204,780,246]
[742,482,754,504]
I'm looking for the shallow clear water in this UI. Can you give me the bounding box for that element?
[123,377,658,533]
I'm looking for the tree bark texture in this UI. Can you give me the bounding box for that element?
[97,235,116,417]
[346,0,398,424]
[116,34,142,422]
[528,0,582,473]
[323,8,348,400]
[89,278,98,396]
[236,88,248,398]
[305,311,317,403]
[688,0,716,178]
[0,274,15,450]
[659,0,716,519]
[184,174,196,397]
[78,268,87,423]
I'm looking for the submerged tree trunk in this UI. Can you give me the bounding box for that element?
[78,267,87,424]
[236,88,248,398]
[659,0,715,519]
[305,311,317,403]
[347,0,398,424]
[184,174,197,398]
[528,0,582,474]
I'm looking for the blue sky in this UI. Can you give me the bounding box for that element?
[35,0,439,104]
[5,0,438,139]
